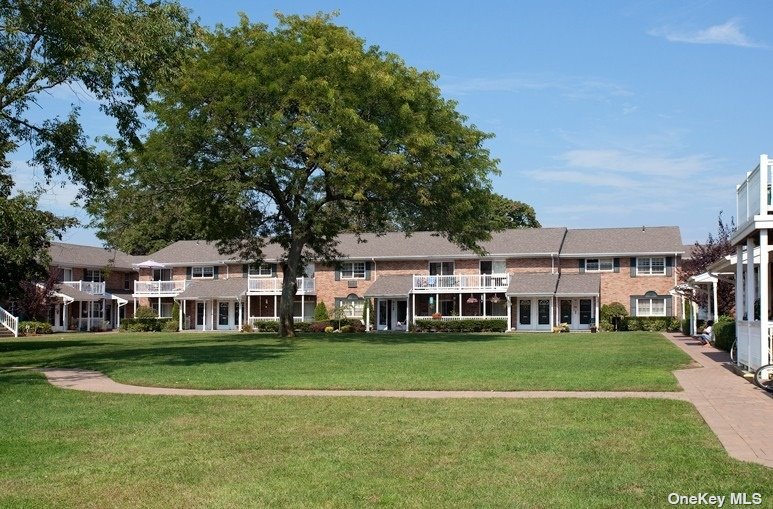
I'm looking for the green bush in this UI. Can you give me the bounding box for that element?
[314,302,330,321]
[241,323,254,332]
[412,319,507,333]
[324,326,334,333]
[252,321,279,332]
[134,306,159,319]
[713,320,736,352]
[309,321,329,333]
[120,318,176,332]
[340,325,353,333]
[624,317,681,332]
[600,302,628,331]
[171,302,180,321]
[18,321,53,335]
[162,319,179,332]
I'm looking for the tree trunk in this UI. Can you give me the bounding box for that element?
[278,240,303,337]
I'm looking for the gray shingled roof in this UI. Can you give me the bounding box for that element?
[506,273,559,295]
[555,273,600,296]
[177,278,247,300]
[49,242,137,269]
[682,243,697,260]
[560,227,683,257]
[53,283,99,302]
[364,275,413,297]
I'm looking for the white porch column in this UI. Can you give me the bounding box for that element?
[746,237,756,321]
[760,230,769,364]
[549,297,555,329]
[506,296,512,331]
[412,294,416,325]
[435,293,439,314]
[133,298,137,317]
[116,305,120,330]
[247,296,251,323]
[736,245,745,321]
[691,302,697,336]
[712,280,719,321]
[459,292,463,318]
[238,298,243,331]
[366,300,370,332]
[595,296,600,330]
[482,293,487,318]
[203,301,207,331]
[301,294,305,322]
[63,303,68,331]
[273,295,278,319]
[178,299,184,331]
[87,301,92,331]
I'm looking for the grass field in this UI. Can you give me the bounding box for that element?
[1,369,771,508]
[0,331,691,391]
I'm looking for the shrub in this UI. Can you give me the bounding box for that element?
[314,302,330,321]
[241,323,254,333]
[120,317,168,332]
[340,325,353,333]
[324,326,334,333]
[624,317,681,332]
[162,319,179,332]
[309,321,329,333]
[134,306,158,319]
[252,321,279,332]
[713,320,736,352]
[19,321,53,335]
[600,302,628,331]
[171,302,180,321]
[412,319,507,333]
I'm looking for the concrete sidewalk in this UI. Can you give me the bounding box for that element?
[666,332,773,468]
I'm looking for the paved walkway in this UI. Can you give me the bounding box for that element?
[22,332,773,468]
[665,332,773,468]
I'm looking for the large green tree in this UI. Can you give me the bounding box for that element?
[0,0,194,299]
[97,13,501,336]
[489,193,540,229]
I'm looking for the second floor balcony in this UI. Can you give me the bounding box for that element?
[737,155,773,228]
[412,274,510,292]
[134,280,190,297]
[63,280,105,295]
[248,276,315,295]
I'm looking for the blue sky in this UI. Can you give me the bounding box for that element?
[11,0,773,245]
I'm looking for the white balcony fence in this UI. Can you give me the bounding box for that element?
[247,277,315,294]
[248,316,310,325]
[0,305,18,337]
[412,274,509,292]
[736,157,773,227]
[134,280,190,296]
[64,280,105,295]
[414,315,507,321]
[736,321,773,370]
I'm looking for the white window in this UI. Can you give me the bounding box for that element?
[335,296,364,318]
[637,257,666,275]
[84,269,104,282]
[61,268,73,282]
[429,261,454,276]
[191,266,215,279]
[340,262,366,279]
[636,298,666,317]
[151,302,174,318]
[480,260,506,274]
[248,265,273,277]
[585,258,614,272]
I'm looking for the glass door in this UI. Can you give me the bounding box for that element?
[560,300,572,324]
[579,299,592,325]
[196,302,204,327]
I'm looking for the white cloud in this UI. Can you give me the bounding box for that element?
[440,73,633,101]
[649,19,766,48]
[560,149,717,177]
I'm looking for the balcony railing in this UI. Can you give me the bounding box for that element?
[412,274,510,292]
[736,156,773,228]
[134,280,190,296]
[63,280,105,295]
[247,277,315,294]
[414,315,507,321]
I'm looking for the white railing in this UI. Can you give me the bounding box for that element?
[735,320,773,370]
[0,305,18,337]
[63,280,105,295]
[414,315,507,321]
[247,316,310,325]
[247,277,315,294]
[134,280,190,296]
[412,274,509,292]
[736,157,773,228]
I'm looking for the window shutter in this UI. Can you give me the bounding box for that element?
[613,258,620,273]
[630,296,637,316]
[335,266,340,281]
[186,267,192,280]
[213,266,219,280]
[365,262,372,280]
[578,259,585,274]
[630,258,637,278]
[665,296,673,316]
[665,256,674,276]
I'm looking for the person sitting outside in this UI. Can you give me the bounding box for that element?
[699,320,714,345]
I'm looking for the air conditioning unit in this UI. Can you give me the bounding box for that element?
[348,280,358,288]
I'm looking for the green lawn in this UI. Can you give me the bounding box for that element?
[0,331,691,391]
[1,369,771,509]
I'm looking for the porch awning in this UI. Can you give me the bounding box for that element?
[555,273,600,297]
[53,284,100,302]
[176,278,247,300]
[506,273,558,296]
[133,260,167,269]
[364,275,413,298]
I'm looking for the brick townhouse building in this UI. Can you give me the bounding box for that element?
[27,225,684,333]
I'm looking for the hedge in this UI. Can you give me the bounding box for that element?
[713,320,736,352]
[18,321,53,335]
[248,320,364,333]
[120,318,176,332]
[624,316,682,332]
[412,319,507,333]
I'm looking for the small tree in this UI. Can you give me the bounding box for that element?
[171,301,180,321]
[313,302,330,321]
